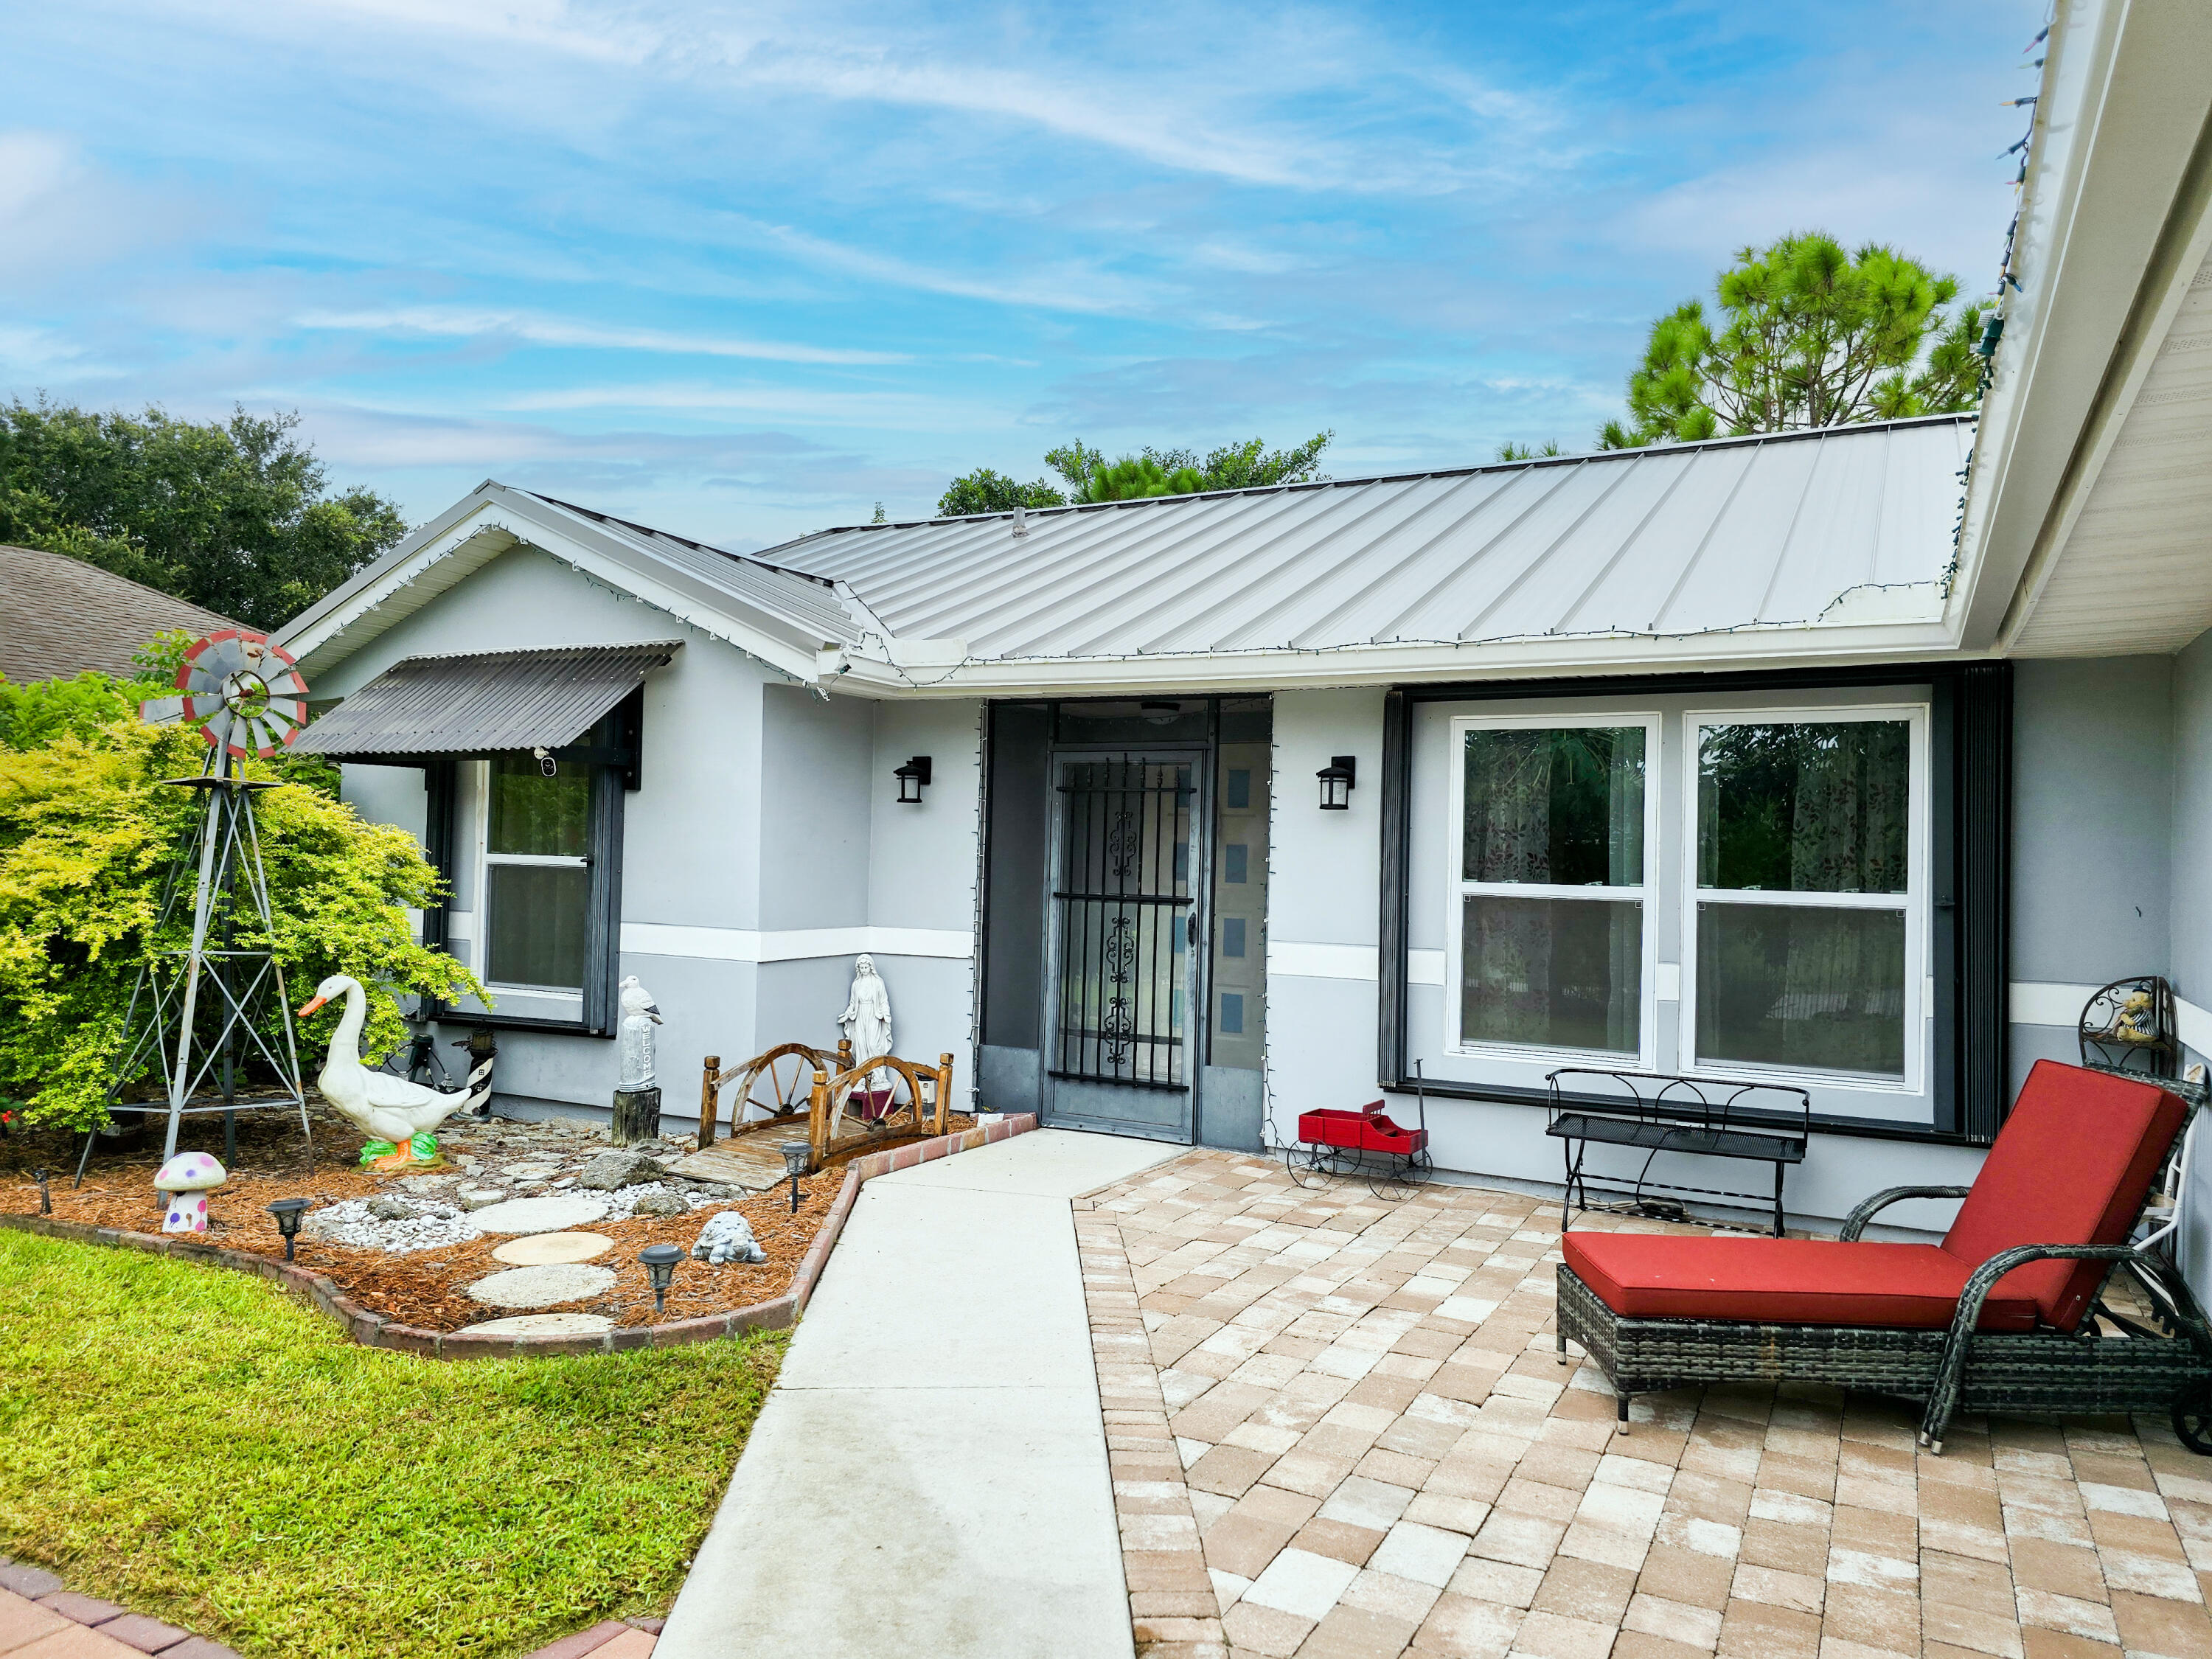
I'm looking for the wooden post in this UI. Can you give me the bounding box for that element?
[698,1054,721,1150]
[613,1085,662,1146]
[935,1052,954,1137]
[807,1066,831,1171]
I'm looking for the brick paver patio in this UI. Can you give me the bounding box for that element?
[1077,1148,2212,1659]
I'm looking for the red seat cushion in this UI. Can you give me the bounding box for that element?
[1940,1059,2185,1332]
[1563,1232,2040,1332]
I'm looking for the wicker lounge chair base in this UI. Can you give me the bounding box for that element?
[1556,1263,2212,1453]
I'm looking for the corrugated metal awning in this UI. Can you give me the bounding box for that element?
[293,641,680,757]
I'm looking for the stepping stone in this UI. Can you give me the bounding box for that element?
[465,1262,619,1308]
[493,1231,613,1267]
[456,1312,616,1337]
[467,1194,610,1234]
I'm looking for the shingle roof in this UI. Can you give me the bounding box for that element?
[0,543,236,684]
[762,415,1972,663]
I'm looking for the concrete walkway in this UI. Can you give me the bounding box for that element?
[655,1128,1181,1659]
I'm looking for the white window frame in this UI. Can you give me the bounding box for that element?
[472,757,588,1005]
[1444,711,1663,1068]
[1679,703,1929,1096]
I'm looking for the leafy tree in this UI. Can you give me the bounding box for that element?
[1599,234,1988,450]
[1041,431,1333,504]
[1084,457,1208,501]
[0,398,409,627]
[936,468,1068,518]
[1496,441,1562,462]
[0,687,479,1129]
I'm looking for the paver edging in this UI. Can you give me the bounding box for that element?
[0,1113,1037,1359]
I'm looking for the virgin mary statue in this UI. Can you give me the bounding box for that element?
[839,955,894,1068]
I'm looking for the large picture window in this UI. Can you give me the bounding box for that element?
[1688,709,1924,1087]
[1442,701,1926,1095]
[1447,717,1658,1063]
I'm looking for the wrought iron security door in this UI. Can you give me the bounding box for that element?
[1048,758,1202,1124]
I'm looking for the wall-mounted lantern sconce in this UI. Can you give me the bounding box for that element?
[894,755,933,804]
[1316,755,1357,810]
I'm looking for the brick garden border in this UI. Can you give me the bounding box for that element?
[0,1113,1035,1359]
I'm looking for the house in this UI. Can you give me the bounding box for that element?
[0,543,235,683]
[274,1,2212,1281]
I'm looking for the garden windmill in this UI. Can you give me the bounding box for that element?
[83,632,318,1178]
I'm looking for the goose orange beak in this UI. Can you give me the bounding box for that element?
[298,994,327,1017]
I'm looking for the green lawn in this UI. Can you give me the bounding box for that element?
[0,1230,784,1658]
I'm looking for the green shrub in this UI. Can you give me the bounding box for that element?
[0,684,479,1129]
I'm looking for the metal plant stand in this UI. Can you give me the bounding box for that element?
[78,633,316,1181]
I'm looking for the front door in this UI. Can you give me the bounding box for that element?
[1040,751,1206,1141]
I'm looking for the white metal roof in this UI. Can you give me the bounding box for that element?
[768,415,1972,670]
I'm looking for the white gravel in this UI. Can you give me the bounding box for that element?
[300,1199,482,1253]
[598,1181,717,1221]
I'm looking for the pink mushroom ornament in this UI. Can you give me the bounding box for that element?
[155,1152,227,1233]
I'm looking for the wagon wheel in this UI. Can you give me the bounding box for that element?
[2173,1380,2212,1456]
[1284,1141,1330,1189]
[736,1052,815,1126]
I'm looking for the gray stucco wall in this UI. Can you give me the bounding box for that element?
[2011,657,2173,987]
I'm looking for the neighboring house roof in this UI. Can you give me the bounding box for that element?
[276,417,1975,698]
[773,414,1973,689]
[0,543,235,684]
[275,482,861,684]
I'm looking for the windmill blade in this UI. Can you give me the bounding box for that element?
[139,695,189,726]
[265,670,307,695]
[201,710,234,751]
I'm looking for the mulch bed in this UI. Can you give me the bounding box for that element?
[0,1105,880,1333]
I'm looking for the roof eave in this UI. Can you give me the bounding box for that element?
[275,485,839,685]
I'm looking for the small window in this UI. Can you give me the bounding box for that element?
[1219,992,1245,1034]
[1223,917,1246,958]
[1450,718,1657,1062]
[483,757,591,993]
[1225,768,1251,810]
[1225,844,1248,883]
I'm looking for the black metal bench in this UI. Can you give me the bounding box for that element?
[1545,1068,1812,1237]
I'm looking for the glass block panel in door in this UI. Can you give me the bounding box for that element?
[1694,905,1907,1077]
[1697,721,1910,892]
[485,863,590,990]
[1463,726,1646,884]
[1461,895,1642,1054]
[489,757,589,855]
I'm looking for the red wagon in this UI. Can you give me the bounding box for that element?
[1285,1070,1433,1198]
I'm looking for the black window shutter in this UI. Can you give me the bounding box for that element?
[1955,661,2012,1144]
[582,762,626,1036]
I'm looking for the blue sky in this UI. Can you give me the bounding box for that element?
[1,1,2039,552]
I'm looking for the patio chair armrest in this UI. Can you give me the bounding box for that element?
[1920,1243,2145,1450]
[1837,1186,1972,1242]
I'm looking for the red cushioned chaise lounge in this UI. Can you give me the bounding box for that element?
[1556,1060,2212,1453]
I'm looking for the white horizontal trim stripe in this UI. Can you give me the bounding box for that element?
[1270,942,1380,981]
[1408,949,1447,987]
[445,909,476,943]
[619,922,973,964]
[2010,981,2102,1027]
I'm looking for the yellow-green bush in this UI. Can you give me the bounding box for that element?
[0,686,479,1128]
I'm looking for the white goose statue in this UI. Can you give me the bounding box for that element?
[298,974,487,1166]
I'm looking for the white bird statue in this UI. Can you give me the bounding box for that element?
[297,974,487,1167]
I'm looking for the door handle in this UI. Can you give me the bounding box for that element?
[1187,911,1198,950]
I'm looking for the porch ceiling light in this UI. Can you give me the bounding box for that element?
[894,755,932,804]
[1317,755,1357,811]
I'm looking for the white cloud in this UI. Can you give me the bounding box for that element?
[293,305,909,364]
[495,379,1003,430]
